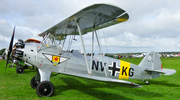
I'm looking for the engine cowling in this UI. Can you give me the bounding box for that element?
[13,39,25,63]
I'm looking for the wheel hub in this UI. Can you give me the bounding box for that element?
[44,88,47,92]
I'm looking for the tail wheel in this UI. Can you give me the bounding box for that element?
[30,76,40,89]
[146,80,149,85]
[16,66,24,74]
[36,81,54,97]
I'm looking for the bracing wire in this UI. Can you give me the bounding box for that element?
[101,29,109,55]
[96,30,103,54]
[101,28,111,62]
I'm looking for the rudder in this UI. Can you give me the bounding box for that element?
[138,51,161,70]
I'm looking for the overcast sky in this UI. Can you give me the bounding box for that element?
[0,0,180,53]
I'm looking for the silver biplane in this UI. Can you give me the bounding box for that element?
[6,4,176,97]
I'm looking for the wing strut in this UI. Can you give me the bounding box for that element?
[53,37,61,54]
[76,21,90,74]
[37,33,50,52]
[89,11,99,74]
[94,30,108,77]
[89,28,95,74]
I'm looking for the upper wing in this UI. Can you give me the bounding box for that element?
[38,4,129,39]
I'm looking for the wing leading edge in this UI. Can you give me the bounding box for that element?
[39,4,129,40]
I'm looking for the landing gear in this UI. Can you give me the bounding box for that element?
[146,80,149,85]
[30,76,40,89]
[8,60,14,68]
[36,81,54,97]
[16,66,24,74]
[9,65,14,68]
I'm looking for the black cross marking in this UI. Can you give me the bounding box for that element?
[108,62,120,76]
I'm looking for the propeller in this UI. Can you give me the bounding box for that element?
[5,26,15,70]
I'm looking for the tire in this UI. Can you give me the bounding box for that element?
[36,81,54,97]
[146,80,149,85]
[30,76,39,89]
[23,65,28,69]
[16,66,24,74]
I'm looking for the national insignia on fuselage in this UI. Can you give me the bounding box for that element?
[42,53,70,66]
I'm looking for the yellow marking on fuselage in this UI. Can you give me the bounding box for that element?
[119,60,130,79]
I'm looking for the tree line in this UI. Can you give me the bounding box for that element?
[0,48,6,55]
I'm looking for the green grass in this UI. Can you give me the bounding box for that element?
[0,57,180,100]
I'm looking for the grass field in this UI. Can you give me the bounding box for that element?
[0,57,180,100]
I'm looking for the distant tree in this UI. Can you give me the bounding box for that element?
[0,48,6,55]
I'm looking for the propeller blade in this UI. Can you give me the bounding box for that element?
[5,26,15,70]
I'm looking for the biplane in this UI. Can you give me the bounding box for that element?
[6,4,176,97]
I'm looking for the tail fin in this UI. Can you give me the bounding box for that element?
[138,51,161,70]
[139,51,176,77]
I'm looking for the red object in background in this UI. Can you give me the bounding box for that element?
[119,54,121,59]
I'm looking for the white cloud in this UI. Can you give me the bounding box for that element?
[0,0,180,53]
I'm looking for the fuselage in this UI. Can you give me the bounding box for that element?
[17,43,156,80]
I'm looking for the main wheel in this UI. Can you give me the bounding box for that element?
[23,65,28,69]
[30,76,39,89]
[16,66,24,74]
[36,81,54,97]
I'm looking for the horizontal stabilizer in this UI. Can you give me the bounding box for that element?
[145,69,176,75]
[59,71,141,88]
